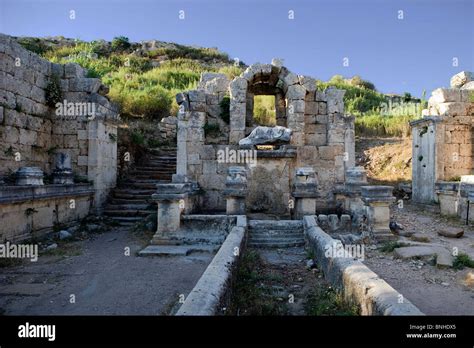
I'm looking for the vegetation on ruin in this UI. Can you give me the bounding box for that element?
[453,253,474,270]
[25,37,242,120]
[355,114,418,137]
[379,241,408,253]
[304,287,359,316]
[253,95,277,126]
[45,76,63,107]
[218,95,230,123]
[20,37,425,139]
[228,250,359,316]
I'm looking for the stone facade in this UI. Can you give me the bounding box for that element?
[174,61,355,214]
[0,34,119,208]
[411,71,474,203]
[0,34,120,241]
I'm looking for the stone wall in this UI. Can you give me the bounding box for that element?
[411,71,474,203]
[175,61,355,214]
[0,34,119,208]
[0,184,94,242]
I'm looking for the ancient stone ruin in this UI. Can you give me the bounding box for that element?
[411,71,474,221]
[170,60,355,216]
[149,61,400,248]
[0,34,120,242]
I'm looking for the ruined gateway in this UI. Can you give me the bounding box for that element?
[171,60,356,216]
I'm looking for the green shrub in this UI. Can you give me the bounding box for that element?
[219,95,230,123]
[111,36,131,52]
[355,114,418,137]
[453,253,474,270]
[17,37,50,55]
[148,44,230,62]
[218,65,243,79]
[130,130,145,145]
[253,95,276,126]
[318,76,386,115]
[204,122,220,137]
[304,287,359,316]
[45,76,62,107]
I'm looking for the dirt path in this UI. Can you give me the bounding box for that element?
[0,227,212,315]
[363,203,474,315]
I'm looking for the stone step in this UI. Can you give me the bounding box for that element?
[128,182,159,189]
[133,167,175,172]
[248,220,303,230]
[109,216,144,224]
[131,167,175,172]
[139,244,218,256]
[249,229,303,236]
[128,176,172,181]
[113,191,155,199]
[248,240,305,248]
[105,203,151,210]
[103,209,151,217]
[109,198,149,204]
[124,179,164,184]
[249,236,305,243]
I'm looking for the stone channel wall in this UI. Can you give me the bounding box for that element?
[176,216,247,315]
[303,216,423,315]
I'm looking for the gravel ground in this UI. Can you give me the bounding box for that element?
[363,202,474,315]
[0,227,213,315]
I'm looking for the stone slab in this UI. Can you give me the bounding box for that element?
[139,245,218,256]
[438,227,464,238]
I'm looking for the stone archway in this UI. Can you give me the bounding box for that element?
[228,61,317,147]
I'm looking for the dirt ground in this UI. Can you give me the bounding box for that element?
[356,136,412,184]
[363,202,474,315]
[0,227,212,315]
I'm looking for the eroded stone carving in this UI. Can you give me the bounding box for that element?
[239,126,292,147]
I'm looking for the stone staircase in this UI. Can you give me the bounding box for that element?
[248,220,305,248]
[103,147,176,226]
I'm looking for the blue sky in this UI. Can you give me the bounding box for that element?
[0,0,472,97]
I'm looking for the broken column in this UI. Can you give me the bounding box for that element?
[361,186,396,241]
[52,153,74,185]
[15,167,44,186]
[151,182,193,244]
[344,166,368,217]
[292,167,318,218]
[223,166,247,215]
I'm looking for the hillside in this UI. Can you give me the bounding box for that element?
[15,36,244,119]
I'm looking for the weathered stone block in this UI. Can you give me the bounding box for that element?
[283,72,299,86]
[189,111,206,128]
[287,84,306,100]
[431,88,461,103]
[188,90,206,103]
[437,102,469,117]
[450,71,472,88]
[305,101,319,115]
[19,128,37,145]
[328,129,345,143]
[64,63,86,79]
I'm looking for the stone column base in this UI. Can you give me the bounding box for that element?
[295,197,316,219]
[226,196,246,215]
